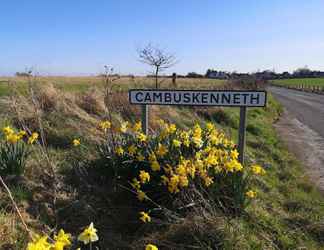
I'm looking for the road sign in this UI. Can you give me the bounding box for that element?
[129,89,267,164]
[129,89,267,107]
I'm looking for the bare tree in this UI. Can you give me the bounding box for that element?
[138,44,177,88]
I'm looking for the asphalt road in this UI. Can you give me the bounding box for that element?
[269,86,324,191]
[269,86,324,138]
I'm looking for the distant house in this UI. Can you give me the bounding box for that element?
[206,70,228,79]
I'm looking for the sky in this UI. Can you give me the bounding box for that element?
[1,0,324,76]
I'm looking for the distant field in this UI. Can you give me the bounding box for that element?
[0,76,226,97]
[271,78,324,88]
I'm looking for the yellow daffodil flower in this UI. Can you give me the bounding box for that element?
[72,139,81,147]
[251,164,266,175]
[128,144,137,156]
[137,132,147,142]
[27,236,51,250]
[28,132,39,144]
[120,121,128,133]
[150,161,161,171]
[78,222,99,245]
[139,211,151,223]
[132,121,142,132]
[172,139,181,148]
[2,126,14,136]
[131,178,141,190]
[146,244,158,250]
[156,143,168,157]
[137,190,147,201]
[246,190,257,198]
[6,133,20,144]
[98,120,111,132]
[139,170,150,184]
[54,229,72,246]
[115,146,124,156]
[230,149,239,160]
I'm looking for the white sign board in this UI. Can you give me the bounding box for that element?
[129,89,267,107]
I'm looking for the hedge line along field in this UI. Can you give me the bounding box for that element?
[0,76,323,249]
[271,78,324,88]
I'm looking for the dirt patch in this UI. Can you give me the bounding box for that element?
[274,110,324,192]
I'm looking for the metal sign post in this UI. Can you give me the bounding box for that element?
[238,106,247,164]
[129,89,267,164]
[141,105,149,135]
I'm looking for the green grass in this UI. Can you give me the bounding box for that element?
[0,79,323,249]
[271,78,324,88]
[165,96,324,249]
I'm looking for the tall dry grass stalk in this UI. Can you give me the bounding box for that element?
[9,75,60,231]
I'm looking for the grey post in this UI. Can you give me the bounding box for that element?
[141,105,149,135]
[238,106,247,164]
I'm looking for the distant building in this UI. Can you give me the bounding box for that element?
[206,70,228,79]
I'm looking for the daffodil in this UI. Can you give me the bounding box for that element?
[72,138,81,147]
[28,132,39,144]
[54,229,72,246]
[137,132,147,142]
[120,121,128,133]
[27,236,51,250]
[17,130,27,139]
[150,161,161,171]
[99,120,111,132]
[172,139,181,148]
[139,211,151,223]
[137,190,147,201]
[156,143,168,157]
[78,222,99,245]
[132,121,142,132]
[206,122,215,132]
[2,126,14,136]
[115,146,124,156]
[6,133,20,144]
[146,244,158,250]
[167,124,177,134]
[131,178,141,190]
[128,144,137,156]
[251,164,266,175]
[230,149,239,160]
[139,170,150,184]
[246,190,257,198]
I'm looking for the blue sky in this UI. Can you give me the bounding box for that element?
[1,0,324,76]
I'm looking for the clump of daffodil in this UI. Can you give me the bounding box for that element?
[78,222,99,245]
[101,120,264,212]
[139,211,151,223]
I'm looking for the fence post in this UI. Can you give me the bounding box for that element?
[238,107,247,164]
[141,105,149,135]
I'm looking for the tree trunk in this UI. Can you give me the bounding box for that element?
[155,67,159,89]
